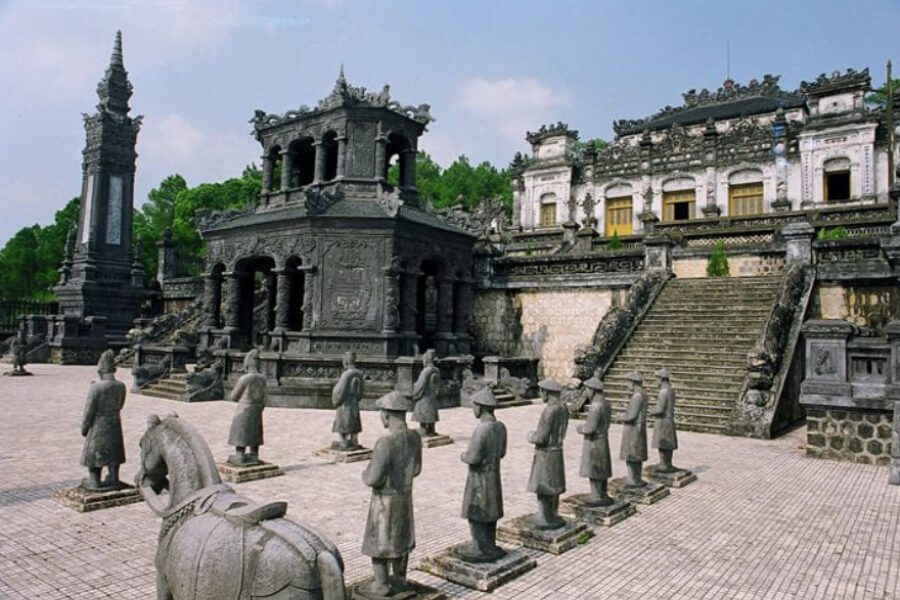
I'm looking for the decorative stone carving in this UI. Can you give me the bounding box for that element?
[305,185,344,216]
[136,414,346,600]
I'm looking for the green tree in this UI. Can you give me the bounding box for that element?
[866,78,900,108]
[706,241,730,277]
[132,174,188,278]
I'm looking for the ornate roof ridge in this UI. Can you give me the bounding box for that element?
[251,68,434,132]
[613,74,802,136]
[800,68,871,96]
[96,30,133,115]
[526,121,578,144]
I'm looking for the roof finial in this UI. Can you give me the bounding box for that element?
[336,64,347,89]
[111,30,124,68]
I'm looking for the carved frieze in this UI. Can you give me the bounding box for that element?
[320,238,380,330]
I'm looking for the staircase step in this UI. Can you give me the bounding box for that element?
[139,388,183,400]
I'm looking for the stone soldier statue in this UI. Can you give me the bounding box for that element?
[526,379,569,529]
[412,348,441,437]
[331,351,364,450]
[456,387,507,563]
[360,391,422,598]
[80,350,127,490]
[576,377,614,506]
[619,371,648,488]
[651,368,679,472]
[10,328,28,374]
[227,349,267,466]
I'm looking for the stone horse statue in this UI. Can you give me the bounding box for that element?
[136,414,346,600]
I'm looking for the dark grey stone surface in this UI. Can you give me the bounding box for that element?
[643,465,697,488]
[412,350,441,436]
[619,371,649,487]
[525,380,568,529]
[608,478,670,505]
[136,413,345,599]
[332,351,365,449]
[496,513,593,555]
[52,483,141,513]
[419,545,536,592]
[576,377,614,506]
[560,494,636,527]
[226,349,268,466]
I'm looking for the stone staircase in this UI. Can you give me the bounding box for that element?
[139,372,188,401]
[602,275,783,434]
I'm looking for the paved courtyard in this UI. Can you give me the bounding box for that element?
[0,363,898,599]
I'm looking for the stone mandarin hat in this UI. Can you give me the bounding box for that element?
[538,379,562,393]
[376,390,413,412]
[655,368,671,379]
[625,371,643,383]
[471,387,498,408]
[583,377,604,391]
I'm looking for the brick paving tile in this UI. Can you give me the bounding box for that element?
[0,363,898,599]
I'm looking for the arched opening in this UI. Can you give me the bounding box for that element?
[321,131,339,182]
[539,192,557,227]
[289,137,315,188]
[284,256,305,331]
[267,146,283,192]
[385,133,412,187]
[416,259,440,350]
[823,157,851,202]
[234,255,276,349]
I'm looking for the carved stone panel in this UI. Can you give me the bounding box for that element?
[346,121,376,178]
[320,238,381,330]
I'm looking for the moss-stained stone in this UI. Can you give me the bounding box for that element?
[805,407,892,465]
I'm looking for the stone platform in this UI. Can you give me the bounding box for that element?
[643,464,697,488]
[2,370,32,377]
[52,483,142,512]
[497,513,593,555]
[316,445,373,463]
[419,544,537,592]
[216,460,284,483]
[419,434,454,449]
[608,478,670,505]
[561,493,636,527]
[348,577,446,600]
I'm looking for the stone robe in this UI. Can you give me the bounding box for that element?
[652,382,678,450]
[412,366,440,424]
[80,379,127,468]
[619,389,648,462]
[361,428,422,559]
[526,401,568,496]
[579,398,612,480]
[461,419,507,523]
[227,371,267,448]
[331,368,364,435]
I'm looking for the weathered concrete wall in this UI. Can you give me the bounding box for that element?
[518,288,614,380]
[815,283,900,331]
[805,408,892,465]
[673,254,785,279]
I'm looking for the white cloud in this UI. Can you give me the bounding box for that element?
[457,76,570,141]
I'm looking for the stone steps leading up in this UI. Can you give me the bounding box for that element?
[601,275,781,435]
[139,373,188,401]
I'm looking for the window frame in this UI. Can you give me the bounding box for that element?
[662,189,696,222]
[728,182,765,217]
[604,195,633,237]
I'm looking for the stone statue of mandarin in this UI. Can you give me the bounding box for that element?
[651,368,680,472]
[331,351,365,450]
[412,349,441,436]
[619,371,648,488]
[227,349,267,466]
[526,379,569,529]
[456,387,508,563]
[576,377,614,506]
[10,329,28,374]
[360,391,422,598]
[80,349,127,490]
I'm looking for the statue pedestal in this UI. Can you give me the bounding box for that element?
[560,493,636,527]
[643,464,697,488]
[315,444,372,463]
[53,483,142,513]
[419,544,537,592]
[217,461,284,484]
[3,370,33,377]
[608,478,670,505]
[419,434,454,449]
[348,577,447,600]
[496,514,593,555]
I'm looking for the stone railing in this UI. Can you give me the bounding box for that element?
[490,248,645,289]
[572,269,671,380]
[813,237,895,281]
[729,263,815,438]
[131,343,191,391]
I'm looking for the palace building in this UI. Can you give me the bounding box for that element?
[512,69,893,235]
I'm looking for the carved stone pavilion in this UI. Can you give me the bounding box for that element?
[197,71,477,407]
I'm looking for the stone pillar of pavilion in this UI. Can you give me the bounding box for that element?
[434,275,456,355]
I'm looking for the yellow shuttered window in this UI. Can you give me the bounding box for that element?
[662,190,695,221]
[728,182,764,216]
[605,196,633,236]
[540,203,557,227]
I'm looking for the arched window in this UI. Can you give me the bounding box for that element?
[289,137,315,187]
[321,131,338,182]
[539,192,557,227]
[728,169,764,216]
[662,177,696,221]
[267,145,283,192]
[823,157,851,202]
[385,133,412,187]
[604,183,633,236]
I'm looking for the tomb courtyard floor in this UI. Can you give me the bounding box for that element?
[0,363,898,600]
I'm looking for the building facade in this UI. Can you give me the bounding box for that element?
[512,69,894,235]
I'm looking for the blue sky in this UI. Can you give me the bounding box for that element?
[0,0,898,245]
